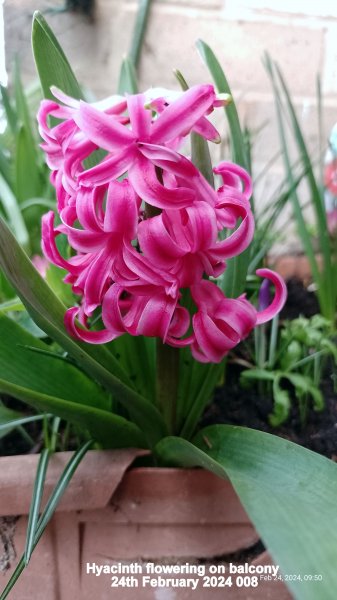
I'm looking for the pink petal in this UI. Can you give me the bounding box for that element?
[65,307,117,343]
[255,268,287,325]
[104,179,139,238]
[138,214,189,268]
[50,86,80,108]
[138,143,217,206]
[82,242,118,313]
[209,201,254,260]
[74,101,134,151]
[128,155,195,209]
[78,146,135,187]
[214,162,253,202]
[76,186,106,231]
[41,211,76,272]
[193,116,221,143]
[127,93,151,139]
[150,84,216,143]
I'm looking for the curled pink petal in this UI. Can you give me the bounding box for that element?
[65,307,117,343]
[190,280,257,363]
[255,268,287,325]
[193,116,221,143]
[214,161,253,201]
[129,155,195,209]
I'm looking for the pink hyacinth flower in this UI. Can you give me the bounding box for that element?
[38,84,286,362]
[190,269,287,363]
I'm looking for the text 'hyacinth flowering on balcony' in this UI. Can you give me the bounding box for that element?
[38,84,286,363]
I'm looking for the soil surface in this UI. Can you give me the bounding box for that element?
[202,278,337,460]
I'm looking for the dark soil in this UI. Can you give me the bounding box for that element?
[280,277,320,320]
[202,365,337,459]
[202,278,337,460]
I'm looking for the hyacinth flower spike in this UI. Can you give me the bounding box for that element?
[39,84,286,364]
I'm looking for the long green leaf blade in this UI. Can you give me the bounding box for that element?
[156,427,337,600]
[196,39,251,296]
[0,377,146,448]
[0,313,110,411]
[24,449,50,565]
[118,57,138,95]
[128,0,152,69]
[32,12,83,100]
[275,63,334,318]
[0,413,51,437]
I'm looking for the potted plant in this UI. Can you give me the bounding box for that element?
[0,13,337,600]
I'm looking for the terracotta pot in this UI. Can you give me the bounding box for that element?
[0,450,291,599]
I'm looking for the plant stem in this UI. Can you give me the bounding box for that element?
[156,340,180,435]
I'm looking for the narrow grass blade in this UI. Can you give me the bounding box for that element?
[0,441,92,600]
[196,39,251,296]
[117,57,138,95]
[0,413,52,435]
[196,39,249,169]
[267,55,335,319]
[24,449,50,565]
[179,363,224,439]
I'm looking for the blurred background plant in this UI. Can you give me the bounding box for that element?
[265,54,337,324]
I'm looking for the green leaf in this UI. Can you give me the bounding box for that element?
[0,85,17,134]
[0,297,25,312]
[240,368,275,382]
[0,413,51,438]
[179,361,223,439]
[128,0,152,69]
[196,39,251,296]
[285,372,324,412]
[196,40,248,170]
[117,57,138,95]
[264,54,335,320]
[45,263,76,307]
[191,132,214,187]
[156,426,337,600]
[15,126,42,203]
[0,173,29,250]
[24,449,50,565]
[32,12,83,100]
[270,375,290,426]
[0,217,168,447]
[0,378,146,448]
[0,313,110,410]
[14,62,37,158]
